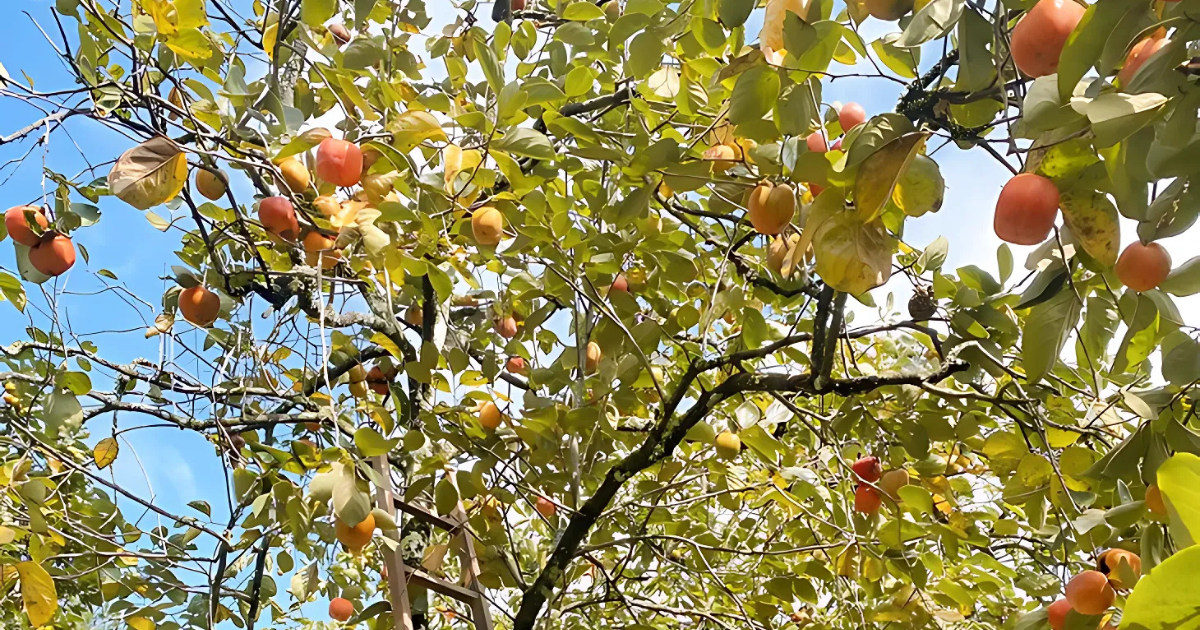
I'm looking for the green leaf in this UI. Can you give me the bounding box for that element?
[1155,453,1200,546]
[354,427,400,457]
[434,475,459,516]
[718,0,754,27]
[1161,256,1200,296]
[627,31,665,78]
[1087,92,1168,149]
[1020,76,1086,138]
[956,8,995,92]
[563,2,605,20]
[472,37,503,94]
[871,34,919,79]
[301,0,337,28]
[1021,287,1082,383]
[1162,337,1200,385]
[785,19,841,78]
[1120,544,1200,629]
[494,128,556,160]
[332,462,371,527]
[728,65,779,126]
[355,0,377,27]
[896,0,964,48]
[1057,0,1143,102]
[0,270,27,312]
[342,37,384,70]
[853,132,928,222]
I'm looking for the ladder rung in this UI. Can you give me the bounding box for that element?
[394,498,463,532]
[403,565,484,605]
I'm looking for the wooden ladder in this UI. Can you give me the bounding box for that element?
[372,456,494,630]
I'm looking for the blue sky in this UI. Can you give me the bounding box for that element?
[2,0,1196,624]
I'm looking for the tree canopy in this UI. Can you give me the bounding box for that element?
[1,0,1200,629]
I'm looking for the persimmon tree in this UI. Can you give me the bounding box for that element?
[2,0,1200,629]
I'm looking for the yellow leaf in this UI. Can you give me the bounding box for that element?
[175,0,209,29]
[853,132,928,222]
[16,561,57,628]
[262,13,279,61]
[1059,188,1121,267]
[108,136,188,210]
[93,438,119,470]
[164,28,213,63]
[145,0,179,36]
[421,543,449,572]
[389,110,447,151]
[812,214,896,295]
[0,525,15,544]
[370,332,406,362]
[127,616,156,630]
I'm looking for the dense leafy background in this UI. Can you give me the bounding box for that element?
[0,0,1198,629]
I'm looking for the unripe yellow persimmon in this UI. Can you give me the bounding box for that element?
[278,157,310,193]
[585,341,602,373]
[715,431,741,459]
[472,206,504,245]
[480,401,502,431]
[196,168,227,201]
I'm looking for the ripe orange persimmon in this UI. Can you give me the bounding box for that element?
[1119,33,1169,86]
[1098,549,1141,588]
[854,484,882,514]
[316,137,363,187]
[334,513,376,552]
[195,168,227,201]
[535,496,557,518]
[585,341,602,373]
[366,366,394,395]
[5,205,50,247]
[1115,241,1171,292]
[1065,570,1115,615]
[480,401,502,431]
[278,157,310,193]
[179,286,221,327]
[852,456,882,483]
[1048,599,1072,630]
[472,206,504,245]
[496,316,519,339]
[1146,484,1167,516]
[329,597,354,622]
[747,181,796,235]
[610,274,629,294]
[839,102,867,131]
[303,231,340,270]
[29,233,76,277]
[806,133,828,153]
[506,356,528,375]
[259,196,300,242]
[328,23,351,45]
[1010,0,1086,77]
[994,173,1060,245]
